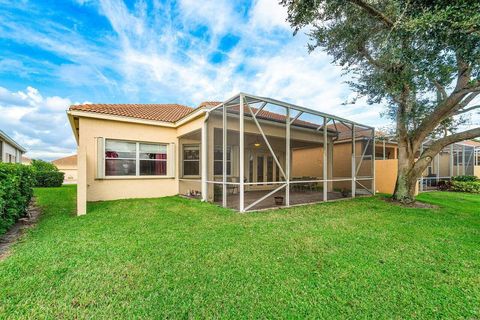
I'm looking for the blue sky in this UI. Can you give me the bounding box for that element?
[0,0,395,159]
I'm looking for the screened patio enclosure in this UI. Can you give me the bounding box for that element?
[419,140,479,191]
[193,93,375,212]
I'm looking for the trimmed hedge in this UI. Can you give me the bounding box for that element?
[450,181,480,193]
[451,175,478,182]
[0,163,35,235]
[35,171,64,187]
[31,159,65,187]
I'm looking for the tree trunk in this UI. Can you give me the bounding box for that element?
[392,141,418,203]
[392,127,480,203]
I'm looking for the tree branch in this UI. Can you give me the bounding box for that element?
[412,55,473,148]
[454,105,480,116]
[348,0,394,28]
[448,91,480,116]
[357,42,386,70]
[432,79,447,101]
[413,127,480,175]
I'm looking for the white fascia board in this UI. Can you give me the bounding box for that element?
[66,111,79,144]
[174,108,207,126]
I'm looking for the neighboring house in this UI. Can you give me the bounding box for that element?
[0,129,26,163]
[67,93,375,215]
[21,156,32,165]
[51,155,77,184]
[292,129,480,194]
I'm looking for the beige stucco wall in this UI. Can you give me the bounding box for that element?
[78,117,180,203]
[474,166,480,178]
[291,141,374,179]
[375,159,398,194]
[292,147,324,177]
[59,168,77,183]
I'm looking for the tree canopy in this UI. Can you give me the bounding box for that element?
[281,0,480,201]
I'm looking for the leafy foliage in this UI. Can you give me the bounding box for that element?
[31,159,59,172]
[451,175,478,182]
[281,0,480,132]
[450,180,480,193]
[30,159,64,187]
[0,163,35,235]
[34,171,64,188]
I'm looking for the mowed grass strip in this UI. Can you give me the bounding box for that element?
[0,185,478,318]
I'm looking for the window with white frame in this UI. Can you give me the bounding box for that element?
[183,145,200,176]
[105,139,168,176]
[214,145,231,175]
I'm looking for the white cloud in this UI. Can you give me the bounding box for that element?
[249,0,290,31]
[0,86,75,160]
[7,0,477,161]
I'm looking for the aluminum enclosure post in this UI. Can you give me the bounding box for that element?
[372,128,376,195]
[351,124,356,198]
[285,107,290,207]
[239,95,245,212]
[201,117,208,201]
[420,143,424,192]
[222,104,227,208]
[450,144,454,177]
[323,117,328,201]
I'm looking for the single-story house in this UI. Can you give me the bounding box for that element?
[0,129,26,163]
[67,93,376,215]
[51,155,77,184]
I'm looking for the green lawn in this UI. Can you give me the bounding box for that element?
[0,185,479,318]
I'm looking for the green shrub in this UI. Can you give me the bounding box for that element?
[0,163,35,235]
[450,181,480,193]
[451,175,478,182]
[35,171,64,187]
[30,159,64,187]
[31,159,58,172]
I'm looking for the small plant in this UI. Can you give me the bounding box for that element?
[214,184,222,202]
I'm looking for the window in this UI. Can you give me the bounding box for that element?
[214,145,231,175]
[105,140,136,176]
[248,153,253,182]
[267,156,273,183]
[257,156,264,182]
[183,145,200,176]
[105,139,168,177]
[139,143,167,176]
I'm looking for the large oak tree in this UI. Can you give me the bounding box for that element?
[281,0,480,202]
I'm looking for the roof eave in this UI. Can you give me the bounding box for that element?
[0,129,26,153]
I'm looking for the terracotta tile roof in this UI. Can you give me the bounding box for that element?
[52,154,77,167]
[461,140,480,147]
[69,104,195,123]
[226,105,321,129]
